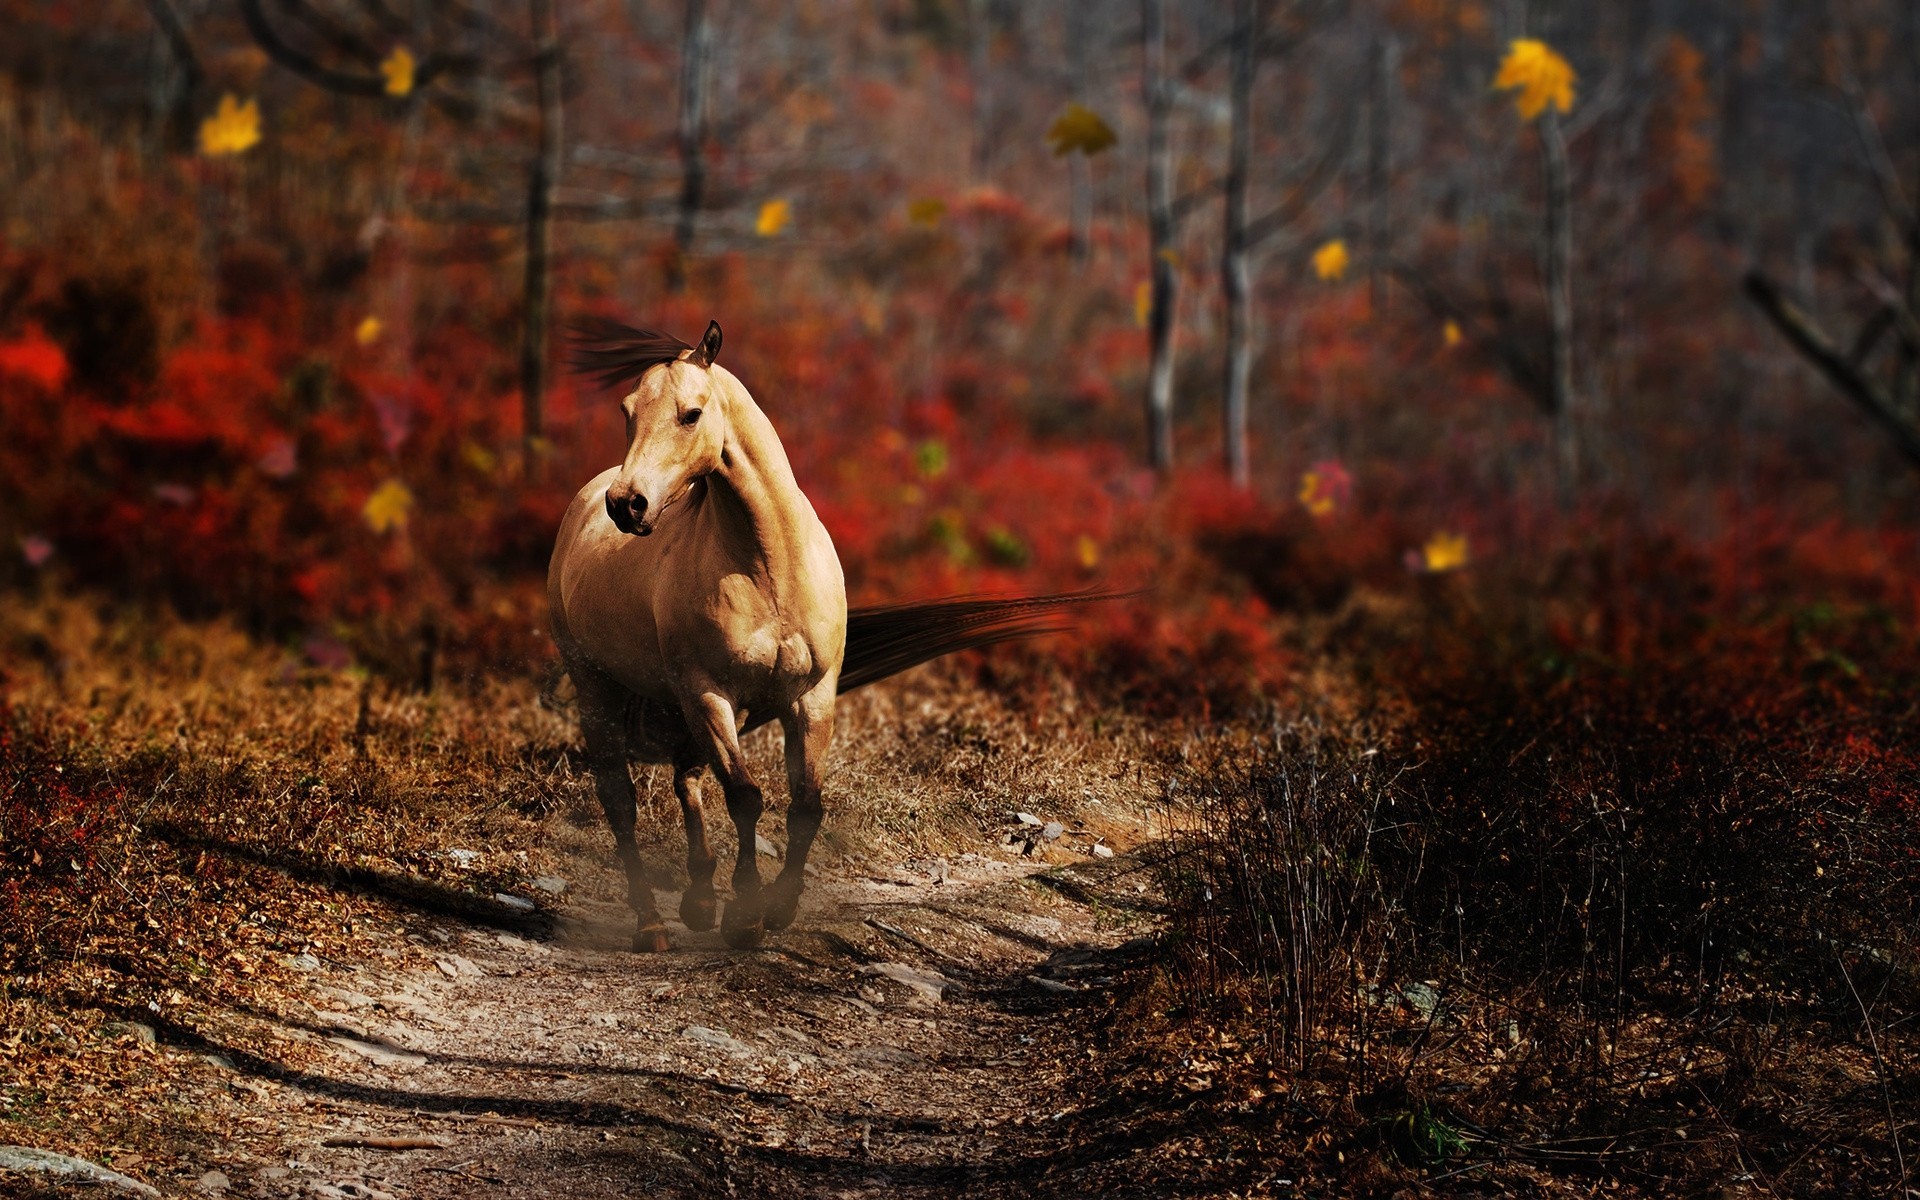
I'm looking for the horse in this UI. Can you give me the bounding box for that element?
[550,318,1100,952]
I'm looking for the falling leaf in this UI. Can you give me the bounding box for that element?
[1312,239,1349,282]
[1157,247,1181,267]
[1046,103,1117,157]
[756,199,792,237]
[907,197,946,227]
[914,439,949,478]
[1414,531,1469,573]
[362,479,414,534]
[1493,39,1575,120]
[199,95,261,157]
[1444,320,1463,348]
[1076,535,1101,570]
[1297,460,1353,518]
[460,441,497,476]
[381,47,416,97]
[1134,281,1152,329]
[355,316,384,346]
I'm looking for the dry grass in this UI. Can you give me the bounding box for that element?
[0,592,1172,1179]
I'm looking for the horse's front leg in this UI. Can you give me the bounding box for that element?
[682,688,767,950]
[672,744,719,932]
[766,678,835,932]
[574,669,670,953]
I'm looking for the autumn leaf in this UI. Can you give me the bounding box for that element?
[1076,535,1100,570]
[1493,39,1575,120]
[355,316,384,346]
[756,199,792,237]
[907,197,946,227]
[199,95,261,157]
[1411,531,1469,573]
[1444,319,1463,348]
[1297,460,1352,518]
[1312,239,1349,282]
[362,479,414,534]
[1046,103,1117,157]
[381,47,416,97]
[1134,281,1152,329]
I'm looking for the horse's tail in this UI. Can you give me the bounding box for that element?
[836,591,1128,694]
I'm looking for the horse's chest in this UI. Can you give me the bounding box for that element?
[689,574,820,683]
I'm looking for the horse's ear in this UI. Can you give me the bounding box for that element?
[689,320,722,368]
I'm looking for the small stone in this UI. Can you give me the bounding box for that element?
[195,1169,231,1194]
[0,1147,160,1197]
[1090,843,1115,859]
[928,857,950,884]
[200,1053,236,1071]
[287,954,322,972]
[445,848,482,868]
[1041,822,1065,841]
[326,1035,427,1068]
[102,1020,157,1045]
[755,834,779,857]
[858,961,956,1003]
[434,958,459,980]
[682,1025,756,1057]
[1016,812,1043,826]
[492,893,537,912]
[260,1167,290,1180]
[531,875,568,895]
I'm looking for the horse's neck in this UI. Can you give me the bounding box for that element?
[708,390,811,593]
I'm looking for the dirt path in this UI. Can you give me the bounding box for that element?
[179,849,1162,1200]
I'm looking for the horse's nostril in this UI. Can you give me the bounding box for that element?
[630,494,649,518]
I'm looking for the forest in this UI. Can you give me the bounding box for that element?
[1,0,1917,1196]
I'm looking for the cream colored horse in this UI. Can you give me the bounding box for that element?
[553,319,1106,952]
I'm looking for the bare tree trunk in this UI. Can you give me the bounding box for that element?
[668,0,711,293]
[970,0,991,179]
[521,0,562,466]
[1221,0,1254,487]
[1142,0,1175,474]
[1543,110,1575,492]
[1366,32,1396,317]
[1067,1,1091,262]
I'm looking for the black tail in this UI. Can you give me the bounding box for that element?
[836,591,1126,694]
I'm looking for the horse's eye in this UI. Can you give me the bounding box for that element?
[680,408,703,427]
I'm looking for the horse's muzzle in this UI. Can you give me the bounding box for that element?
[606,490,655,537]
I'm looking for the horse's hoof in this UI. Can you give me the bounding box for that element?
[679,890,718,932]
[763,886,802,932]
[632,925,672,954]
[720,905,765,950]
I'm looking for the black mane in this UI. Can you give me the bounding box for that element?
[567,317,693,390]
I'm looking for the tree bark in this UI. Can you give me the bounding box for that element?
[1542,110,1575,492]
[1221,0,1255,487]
[1142,0,1175,474]
[520,0,563,466]
[668,0,711,292]
[1066,1,1091,262]
[1366,32,1396,317]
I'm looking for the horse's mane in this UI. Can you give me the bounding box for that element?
[568,317,693,390]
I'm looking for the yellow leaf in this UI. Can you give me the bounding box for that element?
[1443,319,1463,348]
[362,479,414,534]
[756,199,792,237]
[1076,535,1101,570]
[1298,474,1334,517]
[354,316,384,346]
[1157,247,1181,267]
[1134,281,1152,329]
[460,441,497,475]
[1421,531,1469,573]
[1492,39,1575,120]
[381,47,416,97]
[198,95,261,157]
[1312,239,1349,282]
[907,197,946,227]
[1046,103,1117,157]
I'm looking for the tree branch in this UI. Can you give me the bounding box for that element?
[1744,270,1920,474]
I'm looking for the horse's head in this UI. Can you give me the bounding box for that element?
[602,321,727,537]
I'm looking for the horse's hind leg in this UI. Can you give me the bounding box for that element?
[673,744,719,932]
[682,687,767,950]
[575,668,670,953]
[766,679,835,932]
